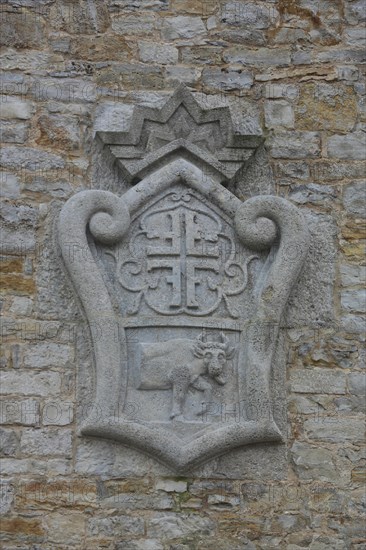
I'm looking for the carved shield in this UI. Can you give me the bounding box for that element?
[58,87,309,472]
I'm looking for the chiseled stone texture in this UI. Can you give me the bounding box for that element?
[0,0,365,548]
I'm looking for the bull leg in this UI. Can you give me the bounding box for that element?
[170,366,190,420]
[191,377,212,417]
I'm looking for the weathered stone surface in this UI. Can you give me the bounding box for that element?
[296,83,358,132]
[20,428,72,456]
[0,120,28,143]
[0,146,65,171]
[0,8,46,49]
[202,68,253,91]
[70,34,131,61]
[0,480,14,515]
[343,181,366,217]
[35,114,81,151]
[155,479,188,493]
[165,65,202,86]
[0,96,32,119]
[327,132,366,159]
[290,368,346,394]
[161,16,206,39]
[44,512,86,545]
[42,400,74,426]
[304,417,365,443]
[223,47,291,67]
[87,514,145,536]
[50,0,110,34]
[115,540,164,550]
[139,42,178,65]
[21,342,73,369]
[220,2,278,28]
[0,371,62,396]
[288,183,337,206]
[344,27,366,47]
[0,50,63,71]
[147,513,215,539]
[30,78,96,103]
[180,46,223,65]
[0,172,20,198]
[0,457,71,475]
[348,372,366,396]
[340,264,366,287]
[345,0,366,25]
[0,427,19,456]
[275,161,310,181]
[96,64,164,90]
[312,160,366,181]
[0,398,40,426]
[0,516,44,539]
[291,441,339,482]
[341,289,366,313]
[264,100,294,128]
[112,13,157,35]
[270,131,321,158]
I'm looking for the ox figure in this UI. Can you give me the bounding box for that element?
[136,333,236,421]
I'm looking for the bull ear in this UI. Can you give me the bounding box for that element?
[220,332,229,345]
[226,345,236,360]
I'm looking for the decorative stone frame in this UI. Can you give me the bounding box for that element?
[58,86,309,473]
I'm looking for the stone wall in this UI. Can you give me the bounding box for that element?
[0,0,365,548]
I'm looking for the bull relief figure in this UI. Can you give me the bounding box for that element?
[137,333,236,421]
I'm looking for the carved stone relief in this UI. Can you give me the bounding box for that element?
[58,86,310,473]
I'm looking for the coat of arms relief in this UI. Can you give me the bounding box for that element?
[58,86,309,473]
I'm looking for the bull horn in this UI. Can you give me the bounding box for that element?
[220,332,229,346]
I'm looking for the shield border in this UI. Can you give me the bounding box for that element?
[58,159,309,472]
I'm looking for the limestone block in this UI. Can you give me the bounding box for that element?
[304,417,365,443]
[270,131,321,159]
[341,289,366,313]
[220,2,279,28]
[0,146,65,171]
[343,181,366,217]
[0,371,62,396]
[20,428,72,456]
[161,16,206,39]
[0,172,20,198]
[87,514,145,537]
[22,342,73,369]
[0,428,19,456]
[0,120,28,143]
[264,100,294,128]
[202,68,253,91]
[0,398,40,426]
[223,47,291,67]
[139,42,179,65]
[112,13,157,35]
[0,96,32,119]
[0,8,45,48]
[290,368,346,394]
[147,512,215,539]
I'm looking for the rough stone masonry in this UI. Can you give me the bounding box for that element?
[0,0,365,548]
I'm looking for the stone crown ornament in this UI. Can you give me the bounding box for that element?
[58,86,309,473]
[96,83,263,185]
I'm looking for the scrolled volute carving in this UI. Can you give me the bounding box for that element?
[58,190,130,420]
